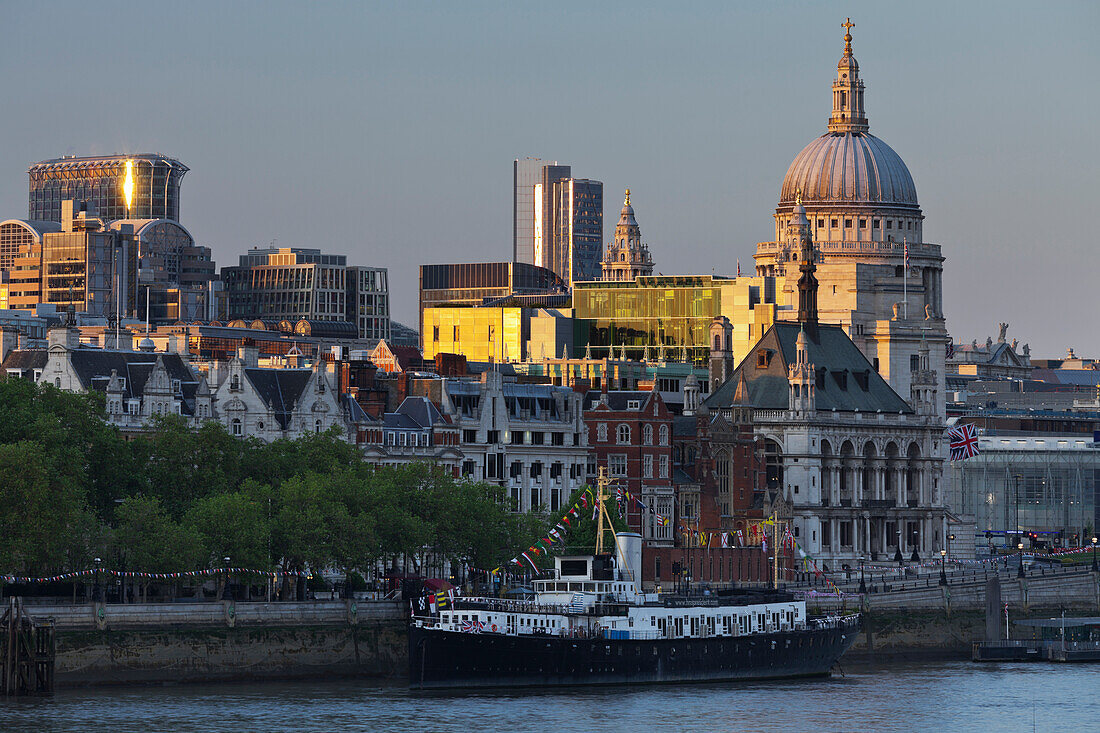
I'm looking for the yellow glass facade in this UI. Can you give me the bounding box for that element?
[573,275,787,367]
[422,307,526,362]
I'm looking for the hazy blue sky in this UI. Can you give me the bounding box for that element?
[3,1,1098,356]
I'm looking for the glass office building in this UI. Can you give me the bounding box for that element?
[947,434,1099,548]
[419,261,568,337]
[28,154,188,223]
[573,275,786,366]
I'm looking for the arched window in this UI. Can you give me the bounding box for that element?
[232,418,242,436]
[616,424,630,444]
[54,377,61,388]
[315,419,323,433]
[596,423,608,442]
[643,424,653,445]
[659,424,669,446]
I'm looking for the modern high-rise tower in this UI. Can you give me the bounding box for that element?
[513,158,603,287]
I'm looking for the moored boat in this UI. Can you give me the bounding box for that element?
[409,472,860,689]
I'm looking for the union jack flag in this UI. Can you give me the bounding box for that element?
[948,423,980,461]
[904,239,909,269]
[460,619,482,633]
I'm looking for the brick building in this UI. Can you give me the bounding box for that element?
[583,390,674,546]
[646,374,783,588]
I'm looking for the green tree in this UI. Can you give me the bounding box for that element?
[113,495,206,572]
[183,491,271,570]
[0,440,93,574]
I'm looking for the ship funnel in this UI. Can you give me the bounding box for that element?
[615,532,643,591]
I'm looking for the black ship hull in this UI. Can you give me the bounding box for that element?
[409,619,860,689]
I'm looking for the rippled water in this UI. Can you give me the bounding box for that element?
[1,660,1092,732]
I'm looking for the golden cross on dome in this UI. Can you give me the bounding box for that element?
[624,188,631,206]
[842,18,855,50]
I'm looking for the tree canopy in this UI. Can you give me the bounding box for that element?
[0,379,554,580]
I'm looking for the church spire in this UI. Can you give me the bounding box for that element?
[602,187,653,281]
[827,18,868,134]
[794,196,819,332]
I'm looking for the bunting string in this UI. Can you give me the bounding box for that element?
[1,568,311,585]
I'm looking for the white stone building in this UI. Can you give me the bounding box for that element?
[708,207,947,567]
[208,343,359,441]
[440,370,589,513]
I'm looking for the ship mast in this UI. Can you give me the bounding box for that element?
[595,466,613,556]
[772,510,779,590]
[594,466,635,585]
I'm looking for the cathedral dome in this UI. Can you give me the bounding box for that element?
[779,132,917,207]
[778,19,918,211]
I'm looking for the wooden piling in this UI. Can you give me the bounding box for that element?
[1,597,55,696]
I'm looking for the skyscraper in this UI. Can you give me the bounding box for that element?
[28,154,188,223]
[514,158,603,287]
[552,178,603,284]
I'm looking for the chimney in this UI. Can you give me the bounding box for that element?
[47,323,79,351]
[237,340,259,368]
[61,200,76,233]
[0,328,16,364]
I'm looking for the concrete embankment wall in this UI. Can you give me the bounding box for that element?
[25,600,407,687]
[808,570,1100,663]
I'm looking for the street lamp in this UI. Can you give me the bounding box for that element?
[939,549,948,586]
[92,556,102,603]
[1014,474,1022,548]
[223,556,232,600]
[1092,537,1097,572]
[1016,542,1025,579]
[858,555,866,594]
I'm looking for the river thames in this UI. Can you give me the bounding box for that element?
[1,660,1093,732]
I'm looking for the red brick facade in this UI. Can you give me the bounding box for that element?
[583,390,675,545]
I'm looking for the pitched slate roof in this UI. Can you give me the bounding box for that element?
[582,390,655,412]
[75,350,199,413]
[705,322,913,414]
[394,396,445,428]
[1,349,47,372]
[672,415,698,437]
[243,368,312,429]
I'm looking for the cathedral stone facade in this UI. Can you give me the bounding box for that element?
[708,184,947,567]
[752,21,947,423]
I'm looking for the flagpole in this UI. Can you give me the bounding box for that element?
[902,238,908,321]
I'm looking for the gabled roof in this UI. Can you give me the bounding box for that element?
[706,322,912,413]
[68,349,195,397]
[243,368,312,429]
[371,339,423,371]
[393,396,445,428]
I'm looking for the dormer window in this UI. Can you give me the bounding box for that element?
[171,379,181,393]
[831,371,848,390]
[118,377,127,391]
[230,374,241,391]
[627,400,640,410]
[756,350,772,369]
